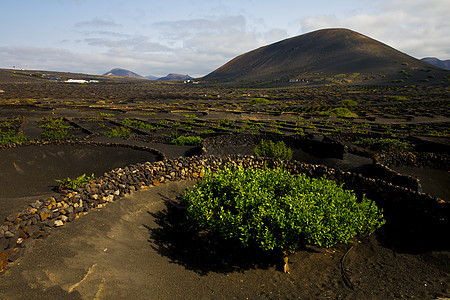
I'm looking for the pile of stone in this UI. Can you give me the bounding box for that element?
[375,151,449,170]
[202,133,346,159]
[1,154,447,272]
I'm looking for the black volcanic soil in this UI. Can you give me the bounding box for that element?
[0,145,158,221]
[0,70,449,298]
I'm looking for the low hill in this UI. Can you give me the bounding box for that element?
[157,73,193,81]
[421,57,450,70]
[103,68,146,79]
[203,28,442,84]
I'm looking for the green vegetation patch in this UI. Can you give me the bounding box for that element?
[38,117,73,139]
[0,130,27,144]
[254,140,293,160]
[170,135,203,146]
[41,129,70,139]
[98,113,115,117]
[340,99,358,106]
[355,138,413,152]
[37,117,72,130]
[248,98,272,105]
[183,167,384,251]
[321,107,358,118]
[121,118,156,130]
[55,173,94,191]
[105,126,132,138]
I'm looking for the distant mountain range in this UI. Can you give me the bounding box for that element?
[103,68,192,81]
[103,68,146,79]
[156,73,193,81]
[421,57,450,70]
[203,28,441,83]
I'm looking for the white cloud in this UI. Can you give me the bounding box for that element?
[299,0,450,59]
[75,17,121,28]
[152,15,287,62]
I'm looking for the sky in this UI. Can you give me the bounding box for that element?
[1,0,449,77]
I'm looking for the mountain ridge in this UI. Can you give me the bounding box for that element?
[421,57,450,70]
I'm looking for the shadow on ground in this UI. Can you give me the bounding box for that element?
[146,199,292,276]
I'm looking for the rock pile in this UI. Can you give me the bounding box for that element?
[202,133,347,159]
[375,151,449,170]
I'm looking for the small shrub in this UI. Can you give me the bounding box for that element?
[121,118,155,130]
[98,113,115,117]
[170,135,203,146]
[183,167,384,252]
[249,98,272,105]
[183,114,197,119]
[355,138,413,152]
[254,139,292,160]
[37,117,71,129]
[55,173,94,191]
[340,99,358,106]
[0,130,27,144]
[41,129,70,139]
[105,126,132,138]
[321,107,358,118]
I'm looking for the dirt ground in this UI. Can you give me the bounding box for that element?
[0,180,448,299]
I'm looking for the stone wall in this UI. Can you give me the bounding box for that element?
[374,151,450,170]
[202,133,347,159]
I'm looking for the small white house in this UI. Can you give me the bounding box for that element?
[65,79,88,83]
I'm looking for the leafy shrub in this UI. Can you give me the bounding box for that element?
[37,117,72,130]
[248,98,272,105]
[254,139,293,160]
[55,173,94,191]
[355,138,413,152]
[41,129,70,139]
[98,113,115,117]
[321,107,358,118]
[183,167,384,252]
[105,126,132,138]
[183,114,197,119]
[0,130,27,144]
[170,135,203,146]
[340,99,358,106]
[121,118,155,130]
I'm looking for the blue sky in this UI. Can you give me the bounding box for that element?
[1,0,449,77]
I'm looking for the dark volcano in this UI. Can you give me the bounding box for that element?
[203,28,438,83]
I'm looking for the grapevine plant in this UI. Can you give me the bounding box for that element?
[182,167,384,272]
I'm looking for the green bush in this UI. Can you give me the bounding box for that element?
[254,139,293,160]
[37,117,72,130]
[355,138,413,152]
[321,107,358,118]
[248,98,272,105]
[183,167,384,252]
[340,99,358,106]
[105,126,132,138]
[121,118,155,130]
[170,135,203,146]
[41,129,70,139]
[0,130,27,144]
[55,173,94,191]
